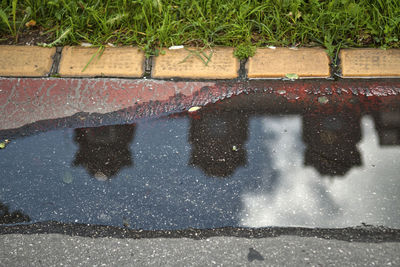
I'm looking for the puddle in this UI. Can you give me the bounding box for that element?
[1,91,400,230]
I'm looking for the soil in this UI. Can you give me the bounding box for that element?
[0,27,53,46]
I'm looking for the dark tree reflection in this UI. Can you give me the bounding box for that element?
[373,108,400,146]
[73,124,136,180]
[0,201,30,224]
[302,112,362,176]
[189,109,249,178]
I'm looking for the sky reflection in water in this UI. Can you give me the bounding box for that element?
[0,104,399,229]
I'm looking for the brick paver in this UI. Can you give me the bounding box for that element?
[247,48,330,78]
[0,46,55,76]
[59,46,145,77]
[152,47,239,79]
[2,45,400,79]
[340,49,400,77]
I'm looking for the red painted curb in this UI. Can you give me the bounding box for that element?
[0,78,215,130]
[1,78,399,131]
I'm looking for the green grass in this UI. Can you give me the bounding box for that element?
[0,0,399,61]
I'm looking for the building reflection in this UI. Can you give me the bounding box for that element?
[69,97,400,180]
[188,109,249,177]
[373,109,400,146]
[0,201,30,224]
[302,112,362,176]
[73,124,136,180]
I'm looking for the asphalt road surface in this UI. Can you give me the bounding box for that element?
[1,233,399,266]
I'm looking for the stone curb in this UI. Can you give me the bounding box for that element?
[152,47,239,79]
[247,47,330,78]
[1,46,400,79]
[58,46,145,77]
[340,48,400,78]
[0,46,56,76]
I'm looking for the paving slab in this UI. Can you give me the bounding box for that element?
[247,47,330,78]
[340,49,400,77]
[152,47,239,79]
[59,46,145,77]
[0,46,55,76]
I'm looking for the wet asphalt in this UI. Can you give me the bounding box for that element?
[1,85,400,265]
[1,231,399,266]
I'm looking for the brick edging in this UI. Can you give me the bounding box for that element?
[1,46,400,79]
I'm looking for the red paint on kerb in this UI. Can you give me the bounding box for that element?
[1,77,400,130]
[0,78,215,130]
[101,80,214,107]
[0,80,13,106]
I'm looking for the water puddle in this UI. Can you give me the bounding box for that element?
[1,91,400,230]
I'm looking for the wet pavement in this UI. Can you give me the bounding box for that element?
[2,234,399,266]
[1,89,400,231]
[2,79,400,266]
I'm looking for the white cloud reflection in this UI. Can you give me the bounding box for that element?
[240,116,400,228]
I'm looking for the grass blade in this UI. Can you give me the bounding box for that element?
[0,8,13,34]
[39,27,71,47]
[82,46,105,72]
[12,0,17,36]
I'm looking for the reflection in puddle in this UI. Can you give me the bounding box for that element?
[241,116,400,228]
[189,110,248,177]
[73,125,136,180]
[0,93,400,229]
[303,112,362,176]
[0,201,30,224]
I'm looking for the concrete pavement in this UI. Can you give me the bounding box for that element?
[1,233,399,266]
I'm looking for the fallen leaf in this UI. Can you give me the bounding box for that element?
[25,20,36,27]
[0,139,10,149]
[62,172,74,184]
[123,217,130,227]
[188,106,201,113]
[285,73,299,80]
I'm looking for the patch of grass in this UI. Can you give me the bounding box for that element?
[234,43,256,60]
[0,0,399,62]
[0,0,21,42]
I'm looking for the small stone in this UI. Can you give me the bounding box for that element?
[277,90,286,95]
[318,96,329,104]
[80,42,93,47]
[169,45,184,50]
[94,171,108,181]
